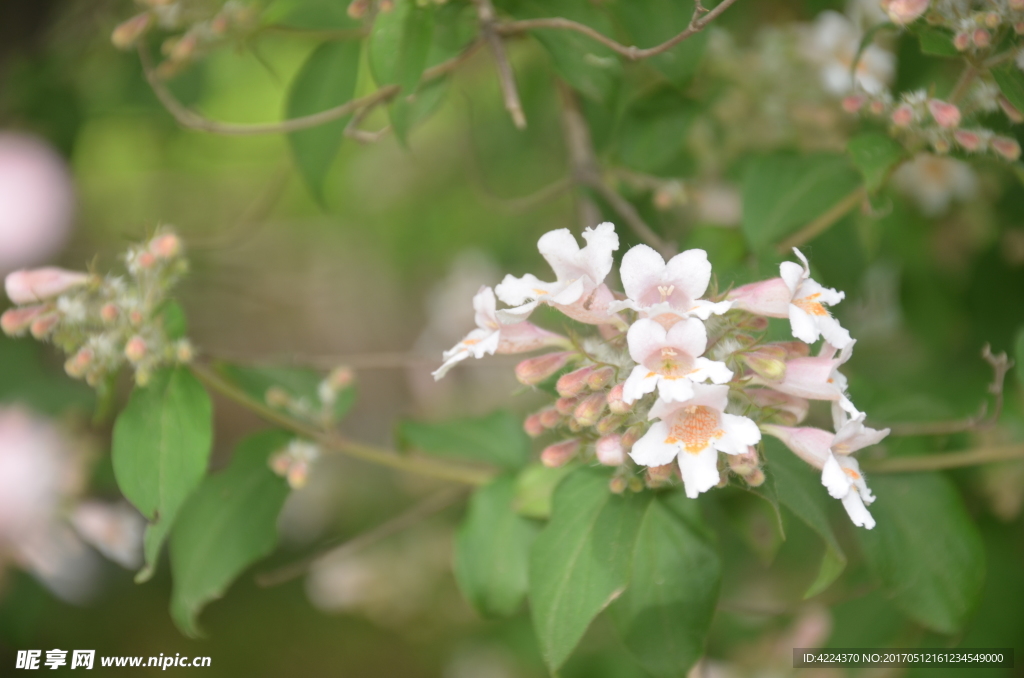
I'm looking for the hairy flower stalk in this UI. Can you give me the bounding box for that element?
[434,223,889,528]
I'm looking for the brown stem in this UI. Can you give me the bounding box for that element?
[948,63,979,105]
[865,444,1024,473]
[477,0,527,129]
[776,187,865,254]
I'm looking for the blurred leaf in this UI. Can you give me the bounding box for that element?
[398,410,529,470]
[529,468,650,671]
[219,363,354,423]
[1015,326,1024,392]
[610,492,720,678]
[389,78,449,145]
[369,0,435,91]
[847,132,906,193]
[742,152,861,252]
[616,87,696,174]
[916,26,958,57]
[609,0,707,87]
[764,440,847,598]
[856,473,985,634]
[0,334,92,416]
[455,475,540,618]
[112,366,213,582]
[263,0,362,29]
[160,300,188,340]
[992,64,1024,117]
[286,40,362,201]
[513,462,577,519]
[170,430,292,638]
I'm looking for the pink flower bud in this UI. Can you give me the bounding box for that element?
[573,392,607,428]
[124,336,147,363]
[868,100,886,115]
[884,0,929,25]
[727,277,791,318]
[992,136,1022,161]
[149,232,182,259]
[111,13,153,50]
[556,365,596,397]
[953,32,970,50]
[776,341,811,359]
[128,309,144,326]
[953,130,983,152]
[998,96,1024,123]
[596,434,626,466]
[927,99,961,128]
[523,413,545,438]
[984,12,1000,28]
[1,305,46,335]
[932,138,951,154]
[744,468,766,487]
[728,446,760,476]
[5,267,90,304]
[891,104,914,127]
[1015,21,1024,34]
[586,366,615,390]
[100,303,119,323]
[269,453,291,476]
[327,366,354,390]
[609,476,628,494]
[621,423,645,450]
[65,347,94,379]
[169,33,198,63]
[515,352,572,386]
[136,251,157,270]
[596,414,626,436]
[740,345,788,380]
[842,95,866,113]
[541,440,579,468]
[555,396,580,416]
[29,313,59,339]
[645,463,676,488]
[606,383,631,414]
[538,407,562,429]
[972,28,991,48]
[287,459,309,489]
[347,0,369,18]
[1011,0,1024,10]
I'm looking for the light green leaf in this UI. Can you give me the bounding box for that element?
[529,468,650,671]
[856,473,985,634]
[847,132,906,193]
[742,152,861,251]
[992,64,1024,118]
[609,0,707,87]
[455,475,540,618]
[513,462,577,519]
[170,430,292,637]
[398,410,530,470]
[610,492,720,678]
[160,300,188,340]
[369,0,435,91]
[916,26,959,57]
[263,0,363,30]
[286,40,362,201]
[112,366,213,582]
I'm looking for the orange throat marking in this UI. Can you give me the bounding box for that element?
[664,405,724,454]
[793,292,828,316]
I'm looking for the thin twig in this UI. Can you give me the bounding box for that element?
[495,0,741,60]
[189,362,495,485]
[865,443,1024,473]
[777,187,866,254]
[344,102,391,144]
[477,0,527,129]
[138,39,485,136]
[948,63,979,105]
[255,486,466,587]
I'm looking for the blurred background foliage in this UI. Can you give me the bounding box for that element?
[1,0,1023,675]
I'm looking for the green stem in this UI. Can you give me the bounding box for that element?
[865,444,1024,473]
[776,187,865,254]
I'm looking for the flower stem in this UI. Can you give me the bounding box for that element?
[865,444,1024,473]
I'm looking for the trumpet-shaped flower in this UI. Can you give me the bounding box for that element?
[432,286,565,380]
[752,341,858,413]
[630,384,761,498]
[5,267,91,305]
[622,318,733,404]
[728,248,852,348]
[611,245,732,320]
[495,222,620,324]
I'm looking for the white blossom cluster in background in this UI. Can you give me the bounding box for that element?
[433,223,890,529]
[1,229,193,387]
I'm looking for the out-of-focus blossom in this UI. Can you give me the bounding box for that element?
[801,11,895,95]
[70,501,145,570]
[881,0,929,25]
[892,153,978,216]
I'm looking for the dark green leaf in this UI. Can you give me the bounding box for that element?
[112,366,213,582]
[610,492,720,678]
[529,468,650,671]
[992,64,1024,118]
[847,132,906,193]
[742,152,861,252]
[455,475,540,618]
[916,26,959,57]
[1015,326,1024,392]
[609,0,707,87]
[170,430,292,637]
[513,462,577,519]
[286,40,362,201]
[398,410,530,470]
[616,88,696,174]
[856,473,985,634]
[0,334,92,416]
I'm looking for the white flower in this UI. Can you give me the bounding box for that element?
[801,11,895,95]
[495,222,620,324]
[432,286,565,380]
[611,245,732,320]
[892,153,979,216]
[621,317,733,404]
[630,384,761,498]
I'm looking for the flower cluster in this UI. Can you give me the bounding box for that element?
[1,228,193,387]
[906,0,1024,53]
[433,223,890,529]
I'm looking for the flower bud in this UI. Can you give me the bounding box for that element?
[628,476,645,492]
[927,99,961,128]
[347,0,369,18]
[567,418,583,433]
[595,434,626,466]
[136,251,157,270]
[984,12,1000,28]
[953,130,983,152]
[100,303,120,323]
[932,138,951,154]
[1015,21,1024,34]
[538,406,562,429]
[645,463,676,488]
[998,96,1024,123]
[586,366,615,390]
[992,136,1022,161]
[523,413,545,438]
[606,383,631,414]
[555,396,580,416]
[728,446,760,476]
[327,365,354,390]
[972,28,991,48]
[5,267,90,304]
[609,475,628,494]
[541,440,579,468]
[739,345,787,381]
[515,352,572,386]
[1011,0,1024,10]
[841,95,866,113]
[953,32,970,50]
[175,339,194,363]
[884,0,929,25]
[621,423,645,450]
[149,232,182,259]
[573,392,607,428]
[65,347,94,379]
[287,459,309,489]
[124,336,148,363]
[891,104,914,127]
[596,414,626,435]
[556,365,596,397]
[868,99,886,115]
[111,13,153,50]
[1,305,46,336]
[269,452,291,477]
[169,33,198,63]
[210,14,230,35]
[776,341,811,358]
[744,468,766,487]
[128,309,145,327]
[29,313,60,339]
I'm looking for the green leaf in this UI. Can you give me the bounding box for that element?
[263,0,363,30]
[529,468,650,671]
[286,40,362,202]
[0,334,92,416]
[847,132,906,193]
[112,366,213,582]
[1015,326,1024,392]
[170,430,292,637]
[369,0,435,92]
[992,64,1024,118]
[916,26,959,57]
[609,0,707,87]
[763,440,847,598]
[219,363,355,423]
[513,462,577,519]
[454,475,540,618]
[397,410,530,470]
[741,152,861,252]
[616,87,697,174]
[160,300,188,340]
[610,492,720,678]
[856,473,985,634]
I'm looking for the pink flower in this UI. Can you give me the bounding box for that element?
[883,0,929,25]
[752,341,857,411]
[611,245,731,320]
[927,99,961,129]
[630,384,761,498]
[621,318,733,404]
[746,388,810,425]
[5,267,91,305]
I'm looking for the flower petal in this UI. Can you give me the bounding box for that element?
[788,304,821,344]
[840,489,876,529]
[656,376,696,403]
[717,413,762,454]
[629,422,679,467]
[626,318,668,364]
[677,445,721,499]
[495,273,553,306]
[619,244,666,305]
[690,357,733,384]
[622,364,659,404]
[665,317,708,357]
[821,452,851,499]
[665,249,712,301]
